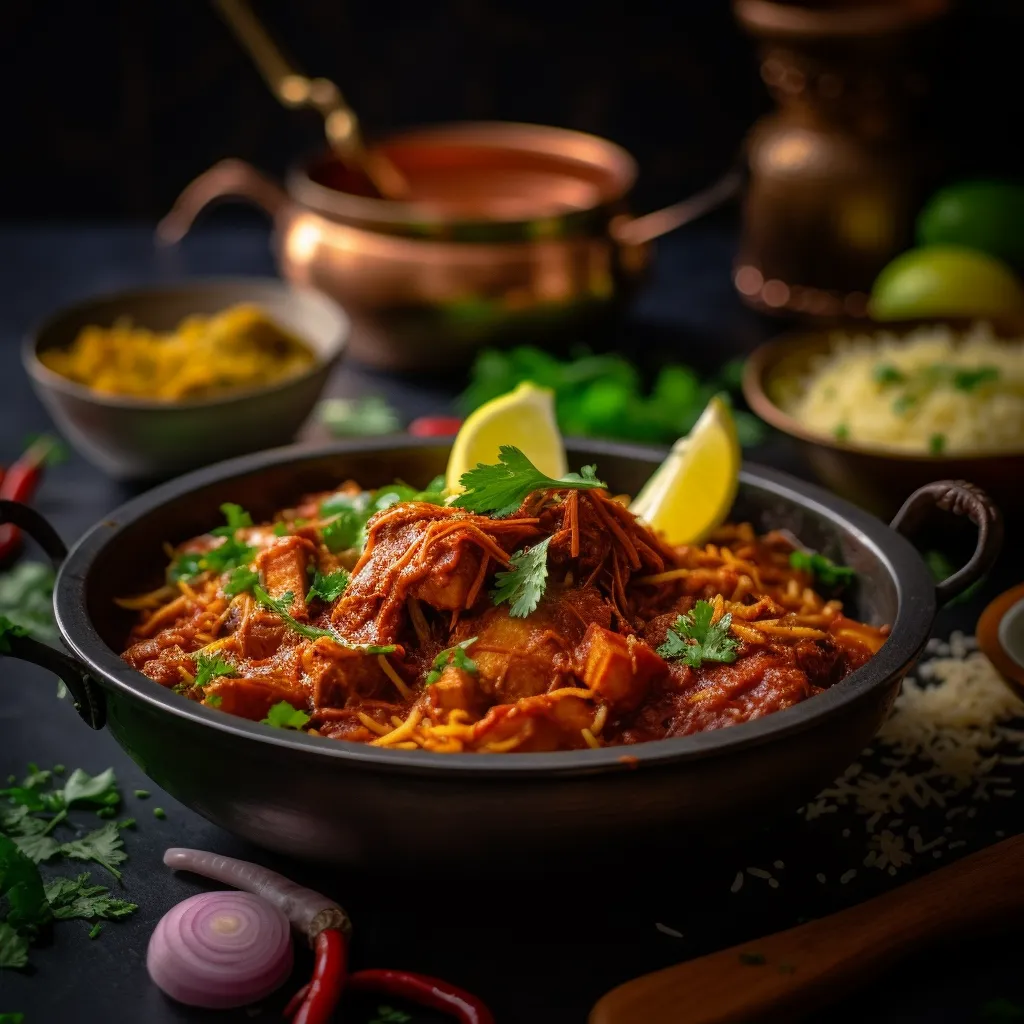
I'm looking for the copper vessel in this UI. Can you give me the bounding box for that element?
[732,0,950,320]
[159,122,740,370]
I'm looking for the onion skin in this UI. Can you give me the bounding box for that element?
[163,847,349,943]
[147,891,293,1009]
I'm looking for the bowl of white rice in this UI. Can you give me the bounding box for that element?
[742,319,1024,518]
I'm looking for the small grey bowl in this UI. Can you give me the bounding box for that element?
[24,278,349,481]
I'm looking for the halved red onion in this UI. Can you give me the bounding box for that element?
[147,890,293,1009]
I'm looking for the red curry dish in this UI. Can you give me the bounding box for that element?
[120,456,888,753]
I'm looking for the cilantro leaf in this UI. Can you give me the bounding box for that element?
[491,538,551,618]
[0,921,29,970]
[657,600,740,668]
[452,447,607,517]
[272,522,289,537]
[193,653,237,688]
[12,833,62,865]
[425,638,479,685]
[224,566,259,596]
[0,833,50,930]
[59,822,127,880]
[788,550,855,588]
[261,701,311,730]
[370,1008,413,1024]
[61,768,119,810]
[0,615,29,655]
[317,395,401,437]
[45,873,138,921]
[953,366,1000,392]
[167,551,204,583]
[212,503,253,536]
[252,585,396,652]
[307,568,350,603]
[924,550,986,607]
[205,693,223,708]
[321,507,366,553]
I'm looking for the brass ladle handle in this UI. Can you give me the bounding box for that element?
[212,0,409,199]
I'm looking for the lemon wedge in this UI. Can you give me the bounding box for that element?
[629,395,741,545]
[445,381,567,493]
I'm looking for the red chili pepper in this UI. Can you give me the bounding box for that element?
[289,928,348,1024]
[408,416,464,438]
[347,968,495,1024]
[0,435,59,563]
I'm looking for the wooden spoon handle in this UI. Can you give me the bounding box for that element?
[590,834,1024,1024]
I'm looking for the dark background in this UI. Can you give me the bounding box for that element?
[1,0,1023,223]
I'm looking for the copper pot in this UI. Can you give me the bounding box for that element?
[159,122,740,371]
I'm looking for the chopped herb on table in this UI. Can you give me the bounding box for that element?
[0,765,138,969]
[657,600,740,668]
[491,538,552,619]
[0,561,59,646]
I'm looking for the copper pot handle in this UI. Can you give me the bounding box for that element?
[610,165,745,247]
[889,480,1005,606]
[156,158,291,245]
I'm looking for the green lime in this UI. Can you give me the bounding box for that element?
[868,245,1024,320]
[916,180,1024,270]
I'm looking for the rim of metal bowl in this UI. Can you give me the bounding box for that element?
[22,277,350,412]
[54,436,935,777]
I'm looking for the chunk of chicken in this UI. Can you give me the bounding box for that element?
[578,624,667,712]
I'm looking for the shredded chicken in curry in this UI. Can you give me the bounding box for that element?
[120,472,888,753]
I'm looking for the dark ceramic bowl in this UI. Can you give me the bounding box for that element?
[743,318,1024,520]
[0,439,1001,872]
[24,278,349,482]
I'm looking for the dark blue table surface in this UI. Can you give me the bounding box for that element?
[1,220,1022,1024]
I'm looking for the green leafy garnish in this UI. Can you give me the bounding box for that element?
[425,638,479,685]
[452,446,606,517]
[953,366,1000,392]
[370,1007,413,1024]
[61,768,120,811]
[224,565,260,597]
[59,822,127,880]
[321,508,366,554]
[0,922,29,969]
[0,833,50,932]
[262,700,311,730]
[170,503,256,582]
[656,600,740,668]
[272,522,289,537]
[45,873,137,921]
[193,653,237,689]
[153,808,166,820]
[133,790,150,799]
[872,364,906,386]
[833,423,850,442]
[88,921,103,939]
[491,538,552,618]
[0,1010,25,1022]
[205,693,223,708]
[929,432,946,455]
[307,568,350,603]
[253,585,396,652]
[789,550,856,588]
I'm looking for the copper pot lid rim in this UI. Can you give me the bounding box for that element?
[286,120,639,228]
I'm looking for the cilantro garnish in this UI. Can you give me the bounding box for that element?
[45,873,137,921]
[169,503,256,582]
[425,638,479,685]
[205,693,223,708]
[59,822,128,880]
[321,507,366,554]
[193,653,236,689]
[451,447,606,517]
[307,568,350,603]
[370,1007,413,1024]
[252,585,396,653]
[872,364,906,386]
[929,432,946,455]
[0,562,58,647]
[657,600,740,668]
[319,481,448,554]
[788,550,855,588]
[262,700,311,730]
[491,538,551,618]
[224,565,259,597]
[953,366,1000,392]
[272,522,289,537]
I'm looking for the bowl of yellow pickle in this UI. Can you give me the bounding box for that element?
[25,279,349,480]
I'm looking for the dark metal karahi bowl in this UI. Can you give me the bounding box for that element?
[0,439,1001,872]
